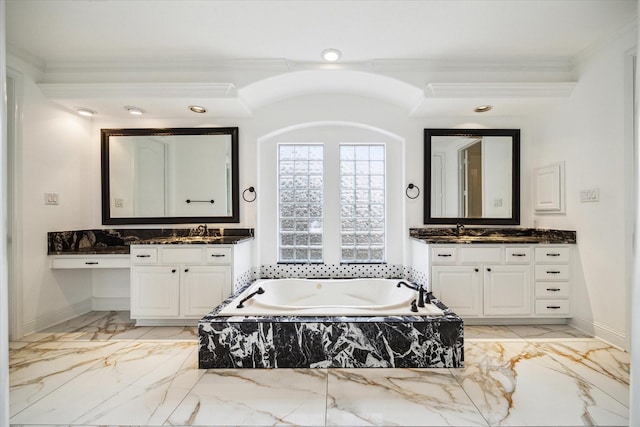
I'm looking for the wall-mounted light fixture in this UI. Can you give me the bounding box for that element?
[74,107,96,117]
[321,48,341,62]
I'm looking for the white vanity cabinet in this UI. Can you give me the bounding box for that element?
[431,245,533,318]
[130,245,233,325]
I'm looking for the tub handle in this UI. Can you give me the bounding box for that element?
[236,287,265,309]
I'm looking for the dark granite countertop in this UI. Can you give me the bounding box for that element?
[48,228,254,255]
[131,235,254,245]
[410,227,576,245]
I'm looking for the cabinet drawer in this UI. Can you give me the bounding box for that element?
[535,282,570,298]
[161,247,203,264]
[459,246,502,264]
[51,255,130,269]
[535,265,569,281]
[505,247,531,263]
[130,247,158,264]
[431,247,457,264]
[535,247,570,263]
[535,299,570,315]
[205,247,232,264]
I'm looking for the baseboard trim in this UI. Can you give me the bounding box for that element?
[22,299,92,335]
[569,316,627,350]
[463,317,569,326]
[91,297,130,311]
[134,319,199,327]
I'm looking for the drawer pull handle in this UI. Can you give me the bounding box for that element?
[171,269,177,273]
[85,261,99,265]
[512,253,527,257]
[546,253,561,257]
[474,268,479,272]
[437,254,452,257]
[546,270,561,274]
[211,254,226,258]
[184,268,189,273]
[486,268,492,272]
[546,288,561,292]
[136,254,151,258]
[546,305,561,309]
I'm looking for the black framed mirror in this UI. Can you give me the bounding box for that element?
[101,127,239,225]
[424,128,520,225]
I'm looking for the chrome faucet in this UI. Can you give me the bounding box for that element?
[456,223,465,236]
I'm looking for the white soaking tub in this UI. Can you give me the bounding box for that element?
[215,278,445,317]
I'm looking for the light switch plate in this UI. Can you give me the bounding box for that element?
[45,192,59,205]
[580,188,599,202]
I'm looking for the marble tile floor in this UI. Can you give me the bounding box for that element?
[9,311,630,427]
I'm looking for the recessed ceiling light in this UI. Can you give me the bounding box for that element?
[189,105,207,114]
[125,106,144,115]
[74,107,96,117]
[474,105,493,113]
[321,48,341,62]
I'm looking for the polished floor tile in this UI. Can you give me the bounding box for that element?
[326,368,488,426]
[453,341,628,426]
[167,369,328,426]
[8,311,631,426]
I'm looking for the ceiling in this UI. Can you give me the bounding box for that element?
[5,0,638,118]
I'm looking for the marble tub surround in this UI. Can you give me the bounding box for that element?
[47,227,254,254]
[199,282,463,369]
[9,311,629,426]
[410,227,576,244]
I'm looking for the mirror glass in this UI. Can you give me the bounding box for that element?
[101,127,239,224]
[424,128,520,225]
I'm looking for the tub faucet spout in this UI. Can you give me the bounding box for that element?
[397,280,418,291]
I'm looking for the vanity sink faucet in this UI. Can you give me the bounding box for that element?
[195,224,208,236]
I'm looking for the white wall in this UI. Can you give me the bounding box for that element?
[529,26,637,347]
[7,55,97,336]
[1,0,10,423]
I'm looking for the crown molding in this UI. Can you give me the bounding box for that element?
[38,82,236,99]
[372,57,574,73]
[425,82,576,98]
[42,58,290,74]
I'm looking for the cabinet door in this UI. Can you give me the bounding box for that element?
[131,266,180,317]
[181,265,232,318]
[483,265,532,316]
[432,266,482,316]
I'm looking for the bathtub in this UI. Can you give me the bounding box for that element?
[215,278,445,317]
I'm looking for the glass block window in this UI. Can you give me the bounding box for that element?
[278,144,324,262]
[340,145,385,263]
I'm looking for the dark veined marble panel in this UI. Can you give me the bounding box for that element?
[198,282,463,369]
